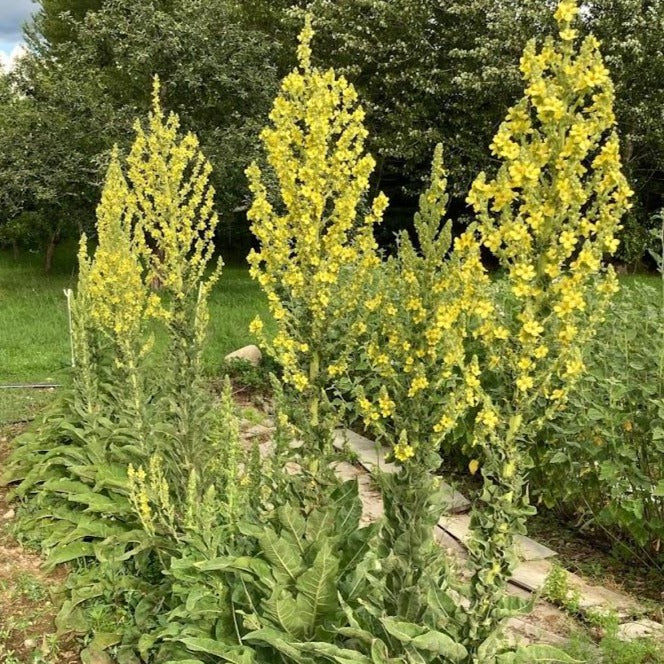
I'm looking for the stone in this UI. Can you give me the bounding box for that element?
[505,617,568,647]
[617,619,664,642]
[438,513,472,544]
[224,344,262,366]
[333,429,397,474]
[23,638,36,649]
[244,424,274,439]
[511,559,555,593]
[2,508,15,521]
[515,535,557,562]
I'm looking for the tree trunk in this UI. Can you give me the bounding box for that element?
[12,240,19,260]
[44,233,57,273]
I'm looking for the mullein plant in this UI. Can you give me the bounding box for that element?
[127,79,222,476]
[352,145,496,621]
[461,0,632,646]
[246,17,388,457]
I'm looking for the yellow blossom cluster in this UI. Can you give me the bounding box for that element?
[246,18,387,395]
[355,145,493,465]
[466,0,632,417]
[81,148,155,364]
[127,78,222,345]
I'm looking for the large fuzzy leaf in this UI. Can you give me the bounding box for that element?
[297,641,374,663]
[497,645,582,663]
[177,638,254,663]
[259,530,305,582]
[295,541,340,630]
[380,618,467,662]
[262,588,308,639]
[245,627,313,663]
[45,541,95,569]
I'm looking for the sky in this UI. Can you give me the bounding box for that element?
[0,0,34,70]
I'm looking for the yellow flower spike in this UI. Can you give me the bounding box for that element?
[247,19,387,413]
[469,5,631,416]
[554,0,580,25]
[127,77,221,368]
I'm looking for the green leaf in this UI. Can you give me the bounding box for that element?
[380,618,425,643]
[259,530,305,582]
[245,627,310,662]
[499,645,583,663]
[297,641,373,663]
[295,541,340,629]
[89,632,122,651]
[410,631,467,661]
[178,638,254,662]
[278,505,306,550]
[263,588,308,638]
[45,541,95,569]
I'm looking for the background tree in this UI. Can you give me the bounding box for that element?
[1,0,279,269]
[2,0,664,267]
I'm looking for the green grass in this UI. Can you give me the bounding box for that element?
[0,244,271,422]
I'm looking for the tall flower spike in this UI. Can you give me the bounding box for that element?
[86,147,149,350]
[128,77,222,327]
[467,0,633,413]
[461,2,632,647]
[246,18,388,425]
[355,144,491,465]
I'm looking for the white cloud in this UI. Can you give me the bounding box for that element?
[1,43,26,72]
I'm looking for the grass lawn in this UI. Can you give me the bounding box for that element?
[0,244,271,423]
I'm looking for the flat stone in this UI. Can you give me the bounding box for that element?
[2,508,15,520]
[439,482,471,514]
[224,344,262,366]
[511,559,555,593]
[438,513,472,544]
[505,617,568,647]
[434,527,468,559]
[515,535,557,561]
[571,577,642,618]
[244,424,274,439]
[617,619,664,642]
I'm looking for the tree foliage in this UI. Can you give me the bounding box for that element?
[1,0,664,264]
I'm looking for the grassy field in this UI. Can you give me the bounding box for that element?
[0,244,271,422]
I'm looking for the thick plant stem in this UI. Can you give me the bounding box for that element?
[380,453,447,622]
[465,438,533,652]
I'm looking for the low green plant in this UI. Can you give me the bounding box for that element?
[543,565,582,615]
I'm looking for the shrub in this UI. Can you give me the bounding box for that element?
[534,282,664,565]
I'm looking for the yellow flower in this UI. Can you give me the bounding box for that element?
[522,319,544,337]
[407,375,429,397]
[394,441,415,462]
[478,409,499,430]
[469,459,480,475]
[249,317,264,335]
[564,357,585,377]
[554,0,579,24]
[516,375,534,392]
